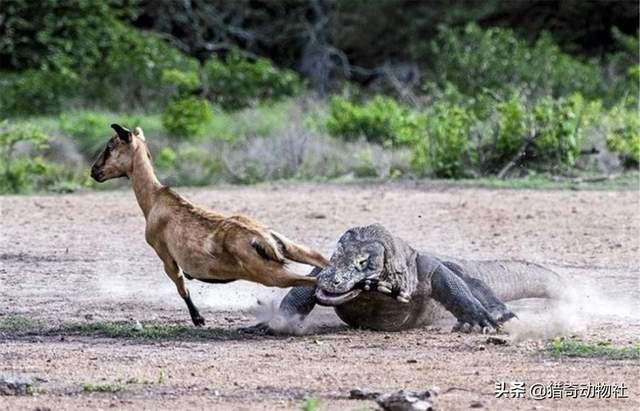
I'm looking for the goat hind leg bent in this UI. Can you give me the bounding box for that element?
[270,231,328,268]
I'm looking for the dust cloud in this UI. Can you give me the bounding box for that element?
[505,269,639,342]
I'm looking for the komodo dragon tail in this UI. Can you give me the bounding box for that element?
[455,260,566,302]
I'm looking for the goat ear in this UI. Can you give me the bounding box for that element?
[111,123,132,143]
[133,127,146,141]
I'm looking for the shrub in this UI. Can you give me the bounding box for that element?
[155,145,222,186]
[430,24,602,100]
[477,92,600,173]
[0,0,137,71]
[606,28,640,106]
[495,95,528,161]
[0,121,85,193]
[0,19,199,114]
[59,111,113,158]
[161,68,201,95]
[203,51,303,110]
[531,94,589,166]
[89,24,200,110]
[325,95,423,146]
[411,102,475,178]
[59,111,165,159]
[604,104,640,167]
[162,96,214,139]
[0,69,77,115]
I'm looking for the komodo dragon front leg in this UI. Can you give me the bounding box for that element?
[278,267,321,319]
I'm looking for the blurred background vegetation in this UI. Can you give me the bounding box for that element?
[0,0,638,193]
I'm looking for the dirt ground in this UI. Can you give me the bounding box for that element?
[1,182,639,410]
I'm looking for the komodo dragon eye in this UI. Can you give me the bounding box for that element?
[356,256,369,270]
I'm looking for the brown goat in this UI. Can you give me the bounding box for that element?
[90,124,328,326]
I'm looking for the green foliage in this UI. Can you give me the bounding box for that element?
[495,95,528,161]
[326,95,423,146]
[156,145,222,186]
[0,121,86,193]
[59,111,113,158]
[162,68,201,95]
[88,24,200,110]
[549,337,640,360]
[0,0,138,71]
[607,28,640,106]
[531,94,590,166]
[59,111,163,157]
[430,23,602,99]
[352,148,380,178]
[0,69,76,115]
[203,51,303,110]
[476,92,601,173]
[605,104,640,167]
[0,2,199,114]
[162,96,214,139]
[155,147,178,171]
[411,102,474,178]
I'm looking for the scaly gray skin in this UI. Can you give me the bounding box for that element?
[274,224,563,332]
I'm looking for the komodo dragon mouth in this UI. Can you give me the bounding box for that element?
[315,287,363,306]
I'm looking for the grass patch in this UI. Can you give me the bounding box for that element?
[0,316,35,332]
[448,171,639,191]
[82,382,124,393]
[301,397,321,411]
[58,320,251,341]
[548,337,640,360]
[0,316,256,341]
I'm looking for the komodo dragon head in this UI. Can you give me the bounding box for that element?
[315,224,419,306]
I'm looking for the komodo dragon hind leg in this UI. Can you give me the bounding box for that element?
[442,261,516,325]
[424,258,499,332]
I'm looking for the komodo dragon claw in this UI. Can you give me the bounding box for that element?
[355,279,411,303]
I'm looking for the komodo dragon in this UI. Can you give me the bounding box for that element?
[264,224,563,332]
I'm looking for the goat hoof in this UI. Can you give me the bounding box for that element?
[192,316,206,327]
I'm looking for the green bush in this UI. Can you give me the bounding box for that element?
[0,121,86,193]
[162,68,201,95]
[0,0,137,71]
[411,102,475,178]
[156,145,222,186]
[0,27,199,114]
[326,95,423,146]
[495,95,528,161]
[89,25,200,110]
[162,96,214,139]
[0,69,77,115]
[59,110,164,158]
[605,104,640,167]
[203,51,303,110]
[477,92,599,173]
[430,24,602,99]
[59,111,113,158]
[531,94,589,166]
[606,28,640,106]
